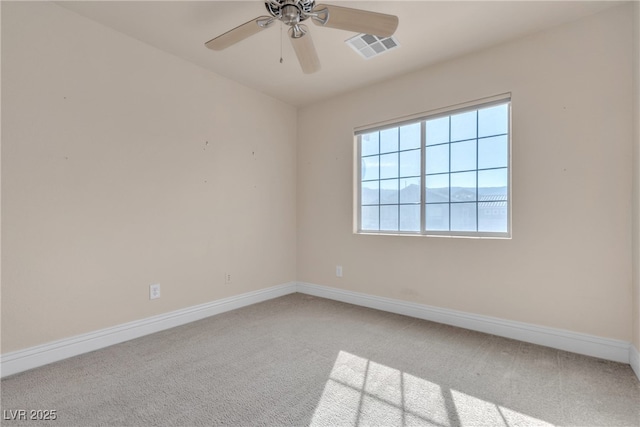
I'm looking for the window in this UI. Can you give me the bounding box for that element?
[356,96,510,237]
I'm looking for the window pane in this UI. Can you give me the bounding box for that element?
[425,144,449,174]
[425,174,449,203]
[426,117,449,146]
[380,205,399,231]
[362,156,379,181]
[400,123,421,150]
[400,177,420,204]
[380,179,399,204]
[478,202,507,232]
[450,110,477,142]
[361,206,379,230]
[451,171,476,202]
[451,202,476,232]
[380,128,398,153]
[478,168,508,200]
[361,181,379,205]
[400,149,420,177]
[451,140,476,172]
[358,100,510,236]
[478,135,508,170]
[478,103,508,138]
[380,153,399,179]
[426,204,449,231]
[400,205,420,232]
[361,132,379,156]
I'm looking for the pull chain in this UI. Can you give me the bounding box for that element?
[279,22,283,64]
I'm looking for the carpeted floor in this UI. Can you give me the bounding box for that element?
[1,293,639,426]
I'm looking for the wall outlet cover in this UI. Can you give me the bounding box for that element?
[150,284,161,300]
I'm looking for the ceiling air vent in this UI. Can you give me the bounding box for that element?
[345,33,399,59]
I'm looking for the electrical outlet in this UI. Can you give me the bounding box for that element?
[149,283,161,300]
[225,273,232,284]
[336,265,343,277]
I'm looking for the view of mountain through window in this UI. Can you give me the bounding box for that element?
[357,98,510,237]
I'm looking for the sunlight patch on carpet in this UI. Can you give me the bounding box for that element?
[310,350,554,427]
[451,390,554,427]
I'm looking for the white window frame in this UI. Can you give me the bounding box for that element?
[354,94,512,238]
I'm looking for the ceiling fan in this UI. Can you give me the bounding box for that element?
[205,0,399,74]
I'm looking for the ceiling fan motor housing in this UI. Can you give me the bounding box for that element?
[265,0,315,24]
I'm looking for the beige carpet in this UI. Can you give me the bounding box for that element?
[1,293,639,426]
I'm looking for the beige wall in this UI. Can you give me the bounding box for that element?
[1,2,297,353]
[633,1,640,351]
[298,5,635,341]
[2,1,637,356]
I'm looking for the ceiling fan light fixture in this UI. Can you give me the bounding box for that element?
[281,5,302,25]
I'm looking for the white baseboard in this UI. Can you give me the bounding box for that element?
[631,345,640,381]
[3,281,637,381]
[0,282,297,378]
[296,282,632,366]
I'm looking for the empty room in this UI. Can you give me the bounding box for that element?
[1,1,639,426]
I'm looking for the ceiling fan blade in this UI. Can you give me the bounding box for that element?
[311,4,398,38]
[205,16,274,51]
[289,25,321,74]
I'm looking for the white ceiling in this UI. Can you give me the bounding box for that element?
[56,1,621,107]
